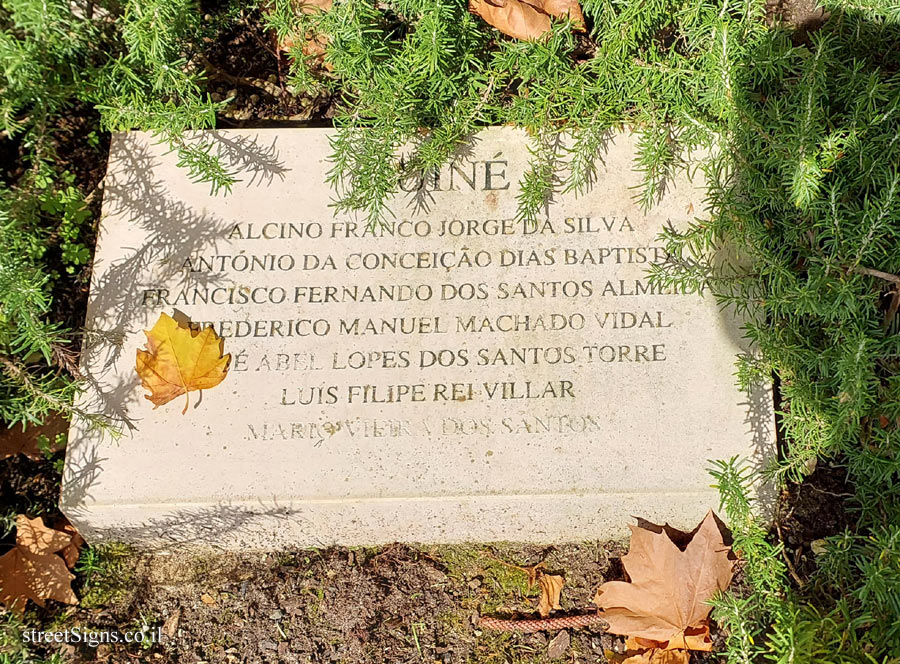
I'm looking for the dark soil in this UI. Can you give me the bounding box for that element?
[0,455,61,523]
[201,9,337,126]
[767,0,828,42]
[775,460,855,579]
[51,543,633,664]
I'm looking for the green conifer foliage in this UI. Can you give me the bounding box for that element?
[0,0,231,427]
[271,0,767,223]
[657,7,900,662]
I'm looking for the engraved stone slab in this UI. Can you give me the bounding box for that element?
[61,128,775,548]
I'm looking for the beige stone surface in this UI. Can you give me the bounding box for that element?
[61,128,774,548]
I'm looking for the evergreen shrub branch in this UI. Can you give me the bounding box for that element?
[654,4,900,661]
[268,0,763,224]
[0,0,240,429]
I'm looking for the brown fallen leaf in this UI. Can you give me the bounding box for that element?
[0,413,68,461]
[469,0,584,42]
[611,648,690,664]
[136,313,231,414]
[537,573,564,617]
[57,522,85,570]
[0,515,77,615]
[593,512,733,650]
[163,608,182,639]
[618,637,691,664]
[486,558,565,618]
[277,0,334,69]
[647,652,690,664]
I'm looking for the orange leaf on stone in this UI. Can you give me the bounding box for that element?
[135,312,231,414]
[0,516,78,616]
[469,0,584,41]
[593,512,733,651]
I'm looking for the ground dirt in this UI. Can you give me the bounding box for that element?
[54,542,664,664]
[4,455,850,664]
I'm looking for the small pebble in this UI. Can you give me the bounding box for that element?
[548,630,570,659]
[269,609,284,620]
[260,639,278,651]
[249,94,260,104]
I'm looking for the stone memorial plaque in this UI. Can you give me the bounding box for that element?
[61,128,775,548]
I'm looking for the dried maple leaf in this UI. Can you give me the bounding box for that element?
[0,413,67,461]
[136,313,231,414]
[0,516,77,616]
[469,0,584,42]
[593,512,733,651]
[515,562,564,617]
[491,560,565,617]
[276,0,334,70]
[537,573,564,617]
[615,648,690,664]
[57,522,85,570]
[611,637,691,664]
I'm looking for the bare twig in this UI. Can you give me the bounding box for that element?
[806,484,853,499]
[774,521,805,588]
[851,265,900,285]
[884,287,900,332]
[197,55,283,98]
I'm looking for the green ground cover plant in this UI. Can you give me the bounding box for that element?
[2,0,900,661]
[662,10,900,660]
[0,0,233,429]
